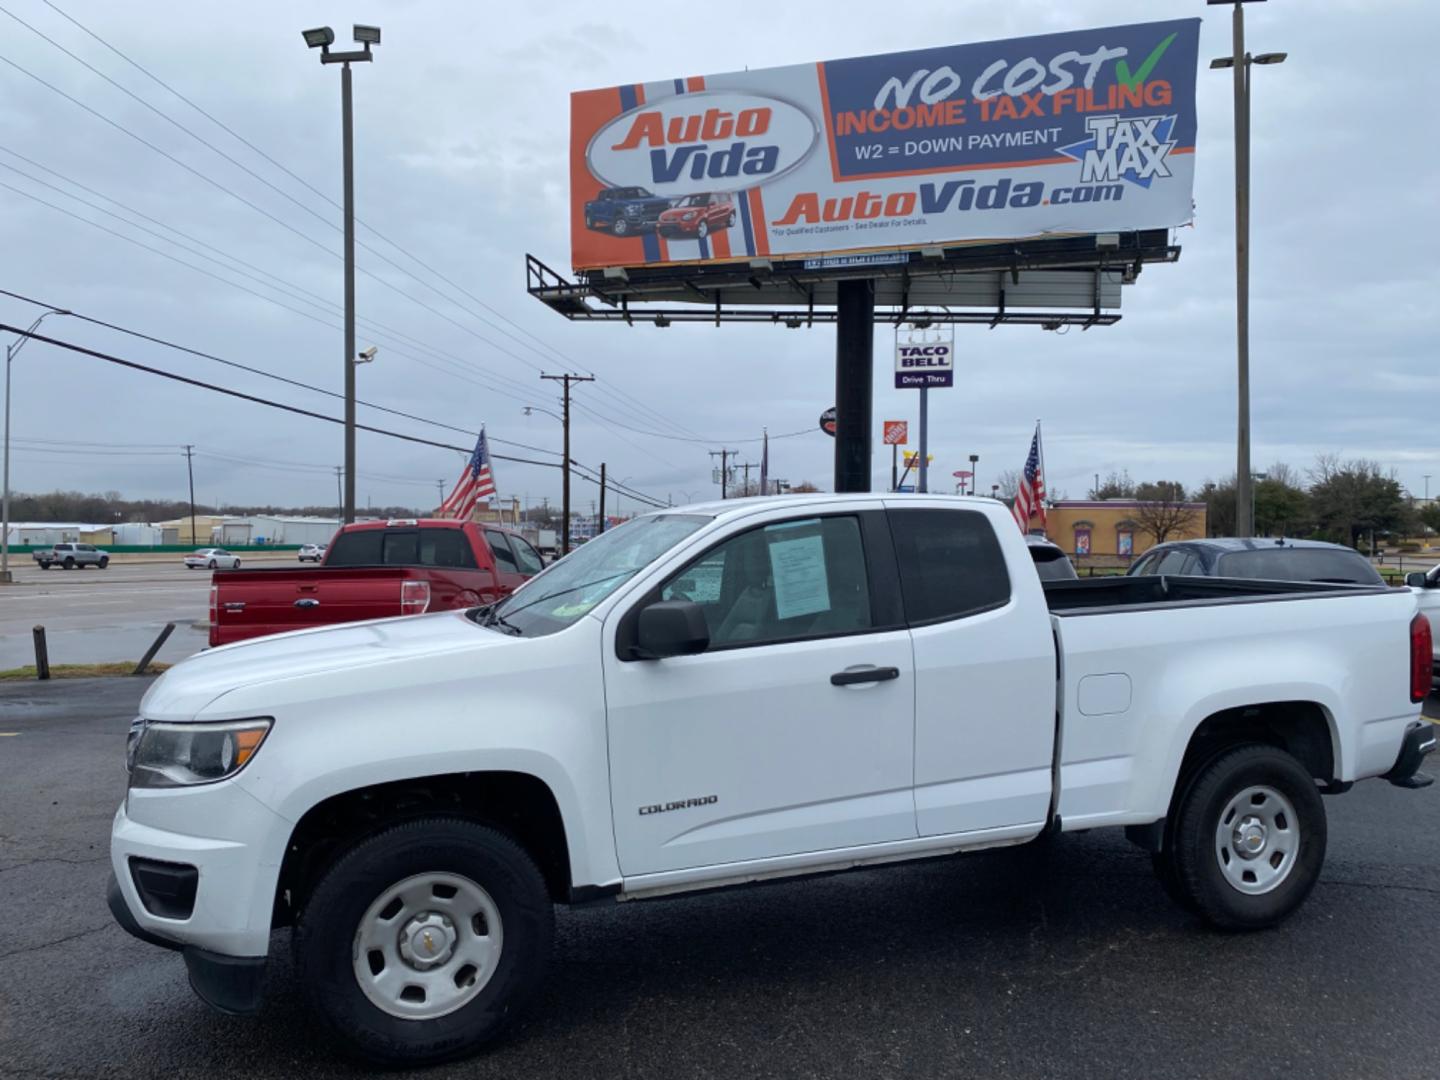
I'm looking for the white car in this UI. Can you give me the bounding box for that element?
[110,495,1433,1065]
[298,544,327,563]
[183,548,240,570]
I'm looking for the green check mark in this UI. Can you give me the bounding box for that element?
[1115,32,1177,90]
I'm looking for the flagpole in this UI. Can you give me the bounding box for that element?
[1034,419,1046,529]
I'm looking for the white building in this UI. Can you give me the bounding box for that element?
[218,515,340,546]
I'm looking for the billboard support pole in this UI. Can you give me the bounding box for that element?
[834,279,874,493]
[917,388,929,494]
[891,444,897,492]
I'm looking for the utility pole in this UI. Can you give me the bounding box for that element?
[1211,2,1286,536]
[182,445,197,546]
[598,462,607,534]
[540,372,594,554]
[334,467,344,521]
[739,461,758,497]
[435,479,446,509]
[303,24,379,523]
[1424,475,1432,501]
[709,449,737,498]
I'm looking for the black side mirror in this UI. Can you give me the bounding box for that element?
[634,600,709,659]
[1407,571,1432,589]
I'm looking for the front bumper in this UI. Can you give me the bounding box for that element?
[108,874,267,1012]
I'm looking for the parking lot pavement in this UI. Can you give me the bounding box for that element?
[3,678,1440,1080]
[0,557,286,668]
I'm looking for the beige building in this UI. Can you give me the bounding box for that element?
[1037,499,1208,559]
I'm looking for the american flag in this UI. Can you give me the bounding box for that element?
[437,428,497,520]
[1012,424,1046,533]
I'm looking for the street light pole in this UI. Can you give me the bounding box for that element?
[304,25,379,524]
[1211,2,1285,538]
[3,310,69,583]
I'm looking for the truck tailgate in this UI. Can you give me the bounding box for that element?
[212,568,421,646]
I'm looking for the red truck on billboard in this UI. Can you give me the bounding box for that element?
[207,519,543,647]
[657,192,735,239]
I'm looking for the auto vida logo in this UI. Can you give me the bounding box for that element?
[639,795,719,816]
[587,91,817,197]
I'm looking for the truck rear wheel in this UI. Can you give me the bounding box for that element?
[294,817,554,1066]
[1166,744,1326,930]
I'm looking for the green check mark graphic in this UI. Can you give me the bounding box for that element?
[1115,32,1177,90]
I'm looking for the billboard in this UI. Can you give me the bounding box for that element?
[570,19,1199,271]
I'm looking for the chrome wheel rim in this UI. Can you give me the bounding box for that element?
[352,871,503,1020]
[1214,784,1299,895]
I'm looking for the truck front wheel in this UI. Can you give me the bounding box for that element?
[295,817,554,1066]
[1164,744,1326,930]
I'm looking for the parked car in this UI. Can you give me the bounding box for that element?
[185,548,241,571]
[1026,533,1077,580]
[583,186,671,235]
[657,192,736,239]
[1407,563,1440,684]
[32,542,108,570]
[109,494,1433,1065]
[1128,537,1384,585]
[207,518,543,647]
[298,543,328,563]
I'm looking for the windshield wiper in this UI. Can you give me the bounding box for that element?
[468,603,522,635]
[492,571,635,623]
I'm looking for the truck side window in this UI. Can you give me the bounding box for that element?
[420,529,478,569]
[486,530,519,573]
[325,530,382,566]
[660,516,871,648]
[510,537,545,575]
[887,509,1010,625]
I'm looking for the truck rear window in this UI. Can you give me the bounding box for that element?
[326,528,478,569]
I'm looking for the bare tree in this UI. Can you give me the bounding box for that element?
[1134,487,1201,545]
[993,468,1022,502]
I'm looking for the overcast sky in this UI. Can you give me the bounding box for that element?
[1,0,1436,514]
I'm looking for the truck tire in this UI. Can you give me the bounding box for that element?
[38,561,50,570]
[63,557,74,569]
[294,817,554,1066]
[1168,744,1326,930]
[612,217,629,236]
[98,556,109,569]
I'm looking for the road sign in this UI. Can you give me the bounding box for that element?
[882,420,908,446]
[903,452,934,465]
[953,470,972,479]
[895,337,954,389]
[819,407,837,437]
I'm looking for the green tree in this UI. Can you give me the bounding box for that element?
[1197,477,1237,537]
[1253,463,1311,537]
[1308,456,1412,547]
[1088,470,1135,500]
[1417,502,1440,536]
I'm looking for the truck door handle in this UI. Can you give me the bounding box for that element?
[830,666,900,686]
[294,598,320,608]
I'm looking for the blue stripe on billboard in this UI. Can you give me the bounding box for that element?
[617,83,638,111]
[698,234,710,258]
[617,85,660,263]
[673,78,685,95]
[737,193,756,257]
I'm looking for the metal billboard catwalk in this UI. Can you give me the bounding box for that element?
[525,229,1180,491]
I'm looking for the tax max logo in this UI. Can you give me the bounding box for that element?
[1058,113,1177,188]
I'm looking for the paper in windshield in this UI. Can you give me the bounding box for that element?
[768,534,830,620]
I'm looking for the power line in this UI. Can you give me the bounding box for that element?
[1,323,672,506]
[17,2,713,444]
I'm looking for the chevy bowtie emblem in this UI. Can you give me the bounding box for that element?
[422,931,435,953]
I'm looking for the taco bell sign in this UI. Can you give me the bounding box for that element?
[895,340,954,388]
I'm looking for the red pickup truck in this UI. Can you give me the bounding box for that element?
[208,519,543,647]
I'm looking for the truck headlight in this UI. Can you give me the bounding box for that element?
[128,718,272,789]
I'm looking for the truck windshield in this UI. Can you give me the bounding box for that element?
[481,514,710,637]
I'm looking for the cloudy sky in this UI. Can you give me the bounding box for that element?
[1,0,1435,515]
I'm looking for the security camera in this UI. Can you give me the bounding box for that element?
[356,345,378,363]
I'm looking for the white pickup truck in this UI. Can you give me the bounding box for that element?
[108,495,1434,1065]
[1407,563,1440,684]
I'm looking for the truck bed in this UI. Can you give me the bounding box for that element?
[1043,574,1394,614]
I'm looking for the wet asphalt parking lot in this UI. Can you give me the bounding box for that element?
[2,677,1439,1080]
